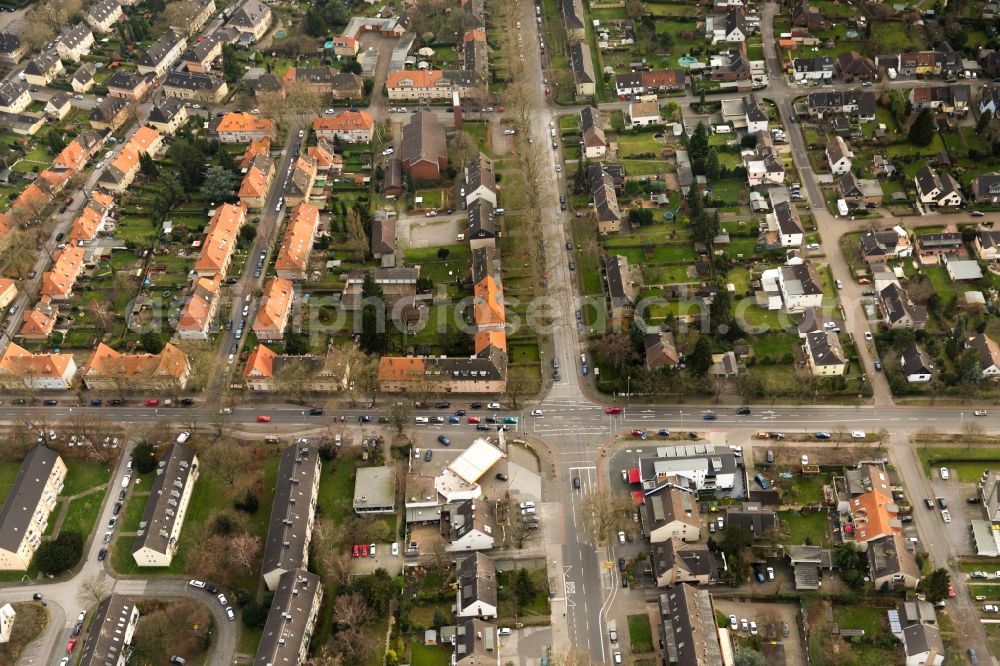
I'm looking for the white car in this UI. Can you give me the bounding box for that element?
[414,416,429,424]
[617,531,626,544]
[382,146,394,156]
[498,627,512,636]
[942,509,952,523]
[801,455,809,465]
[519,501,535,509]
[806,243,820,250]
[121,475,131,488]
[391,542,399,557]
[521,507,536,515]
[823,321,837,328]
[77,610,87,622]
[975,410,988,416]
[530,409,543,416]
[767,566,774,581]
[750,621,758,636]
[188,580,207,588]
[503,129,515,135]
[740,618,749,632]
[226,607,236,621]
[729,614,738,630]
[487,402,501,409]
[398,107,408,113]
[324,108,335,114]
[217,593,228,606]
[940,467,950,480]
[864,331,873,341]
[851,431,865,439]
[985,605,1000,613]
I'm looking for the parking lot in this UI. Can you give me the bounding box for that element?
[711,599,804,666]
[930,465,980,556]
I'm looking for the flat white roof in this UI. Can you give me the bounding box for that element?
[448,438,504,484]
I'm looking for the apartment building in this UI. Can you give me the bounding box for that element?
[175,274,223,340]
[254,570,323,666]
[194,203,248,277]
[252,278,294,341]
[262,443,321,590]
[275,204,320,280]
[132,444,199,567]
[78,595,139,666]
[81,342,191,391]
[0,446,66,570]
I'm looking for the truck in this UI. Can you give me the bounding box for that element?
[608,620,618,643]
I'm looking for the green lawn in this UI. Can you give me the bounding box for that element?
[920,266,961,304]
[628,614,654,653]
[61,491,105,541]
[916,447,1000,482]
[751,333,799,362]
[616,133,663,158]
[409,643,451,666]
[61,460,113,496]
[317,456,358,526]
[779,510,831,546]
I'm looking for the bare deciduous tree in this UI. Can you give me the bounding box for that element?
[228,533,261,576]
[332,592,373,629]
[580,490,635,545]
[77,575,112,606]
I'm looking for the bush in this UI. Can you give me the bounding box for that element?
[234,490,259,514]
[35,530,83,574]
[241,601,270,628]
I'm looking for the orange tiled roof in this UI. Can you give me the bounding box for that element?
[53,140,88,172]
[275,204,319,274]
[12,182,50,217]
[83,341,189,380]
[19,309,55,338]
[177,274,222,333]
[0,213,11,235]
[41,245,86,298]
[70,206,103,242]
[307,142,335,169]
[244,344,276,379]
[239,165,269,198]
[313,109,374,133]
[852,487,899,544]
[473,275,505,326]
[36,168,71,192]
[109,126,161,176]
[239,136,271,170]
[216,112,275,134]
[474,330,507,354]
[0,278,16,298]
[463,28,486,42]
[89,191,114,211]
[386,70,444,88]
[253,277,293,332]
[0,342,73,379]
[194,203,246,275]
[377,356,425,381]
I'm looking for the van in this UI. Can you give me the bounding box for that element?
[456,234,465,241]
[176,431,190,444]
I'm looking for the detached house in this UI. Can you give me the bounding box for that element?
[644,332,679,369]
[87,0,124,33]
[0,33,26,65]
[708,7,746,43]
[975,228,1000,261]
[900,343,934,383]
[606,255,636,323]
[792,55,834,81]
[914,165,964,208]
[253,278,294,341]
[803,331,846,376]
[147,96,188,135]
[838,172,883,206]
[0,79,30,115]
[628,100,661,127]
[55,24,94,63]
[401,111,448,181]
[455,553,497,619]
[227,0,272,43]
[644,485,701,543]
[445,499,495,552]
[837,51,878,81]
[744,147,785,187]
[744,93,768,133]
[879,283,926,330]
[762,201,804,248]
[137,28,185,76]
[180,28,229,73]
[971,172,1000,205]
[23,51,64,87]
[651,539,716,587]
[826,136,854,175]
[591,167,621,234]
[105,71,149,102]
[71,63,96,93]
[967,333,1000,377]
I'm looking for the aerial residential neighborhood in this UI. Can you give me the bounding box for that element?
[1,0,1000,663]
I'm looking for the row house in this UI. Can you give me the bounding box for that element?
[99,126,162,194]
[613,69,685,97]
[806,90,876,121]
[401,110,448,181]
[878,48,962,78]
[976,228,1000,262]
[909,85,970,115]
[162,71,228,103]
[238,153,274,209]
[131,444,199,566]
[194,203,247,277]
[137,28,185,77]
[253,277,294,341]
[244,344,350,392]
[580,106,607,158]
[707,7,746,43]
[282,67,363,100]
[591,166,621,234]
[285,155,317,206]
[570,42,596,96]
[55,24,94,63]
[261,443,321,590]
[275,204,320,280]
[41,246,86,300]
[81,342,191,391]
[313,109,374,143]
[465,153,496,207]
[180,28,232,73]
[214,112,275,143]
[0,344,76,390]
[792,55,833,81]
[914,165,964,208]
[837,51,878,81]
[562,0,585,39]
[175,274,223,340]
[386,70,453,100]
[71,63,96,93]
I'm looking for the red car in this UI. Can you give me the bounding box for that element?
[361,544,369,557]
[352,544,359,558]
[66,638,77,653]
[858,278,871,285]
[630,429,645,437]
[257,415,271,423]
[468,416,481,424]
[605,406,622,415]
[145,399,159,406]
